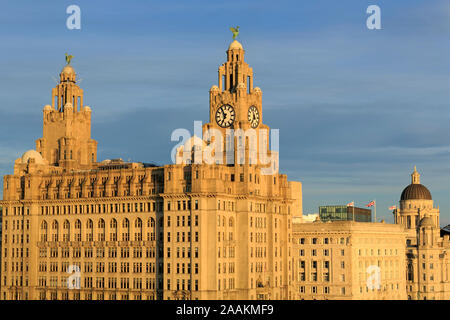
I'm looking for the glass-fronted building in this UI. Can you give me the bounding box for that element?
[319,205,371,222]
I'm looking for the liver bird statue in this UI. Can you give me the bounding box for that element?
[65,53,74,65]
[230,26,240,40]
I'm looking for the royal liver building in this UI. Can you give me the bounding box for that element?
[0,38,302,300]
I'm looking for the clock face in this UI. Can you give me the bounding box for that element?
[215,105,235,128]
[248,106,260,128]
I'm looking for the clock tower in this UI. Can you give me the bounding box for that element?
[203,39,273,168]
[35,63,98,170]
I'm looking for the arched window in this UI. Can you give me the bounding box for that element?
[135,218,142,241]
[135,218,142,228]
[122,218,130,241]
[110,218,117,241]
[40,221,48,242]
[74,219,82,241]
[63,220,70,241]
[50,220,59,242]
[147,218,155,241]
[86,219,94,241]
[98,218,105,241]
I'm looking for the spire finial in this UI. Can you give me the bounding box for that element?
[412,166,420,184]
[230,26,240,40]
[65,52,74,65]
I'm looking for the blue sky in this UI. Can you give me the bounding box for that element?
[1,0,450,225]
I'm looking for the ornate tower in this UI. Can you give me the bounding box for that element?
[203,40,273,167]
[35,63,98,169]
[395,168,444,300]
[395,167,439,232]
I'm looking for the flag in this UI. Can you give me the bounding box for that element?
[366,200,375,207]
[346,201,354,207]
[389,205,397,210]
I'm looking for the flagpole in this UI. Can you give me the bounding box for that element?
[353,201,355,221]
[374,199,377,223]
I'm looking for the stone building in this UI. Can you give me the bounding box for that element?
[0,39,302,300]
[292,167,450,300]
[293,221,407,300]
[394,167,450,300]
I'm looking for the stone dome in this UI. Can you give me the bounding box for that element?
[228,40,243,50]
[43,105,52,112]
[253,87,262,93]
[21,150,44,165]
[83,106,92,112]
[62,65,75,75]
[401,184,432,201]
[210,85,219,92]
[419,216,434,227]
[400,167,432,201]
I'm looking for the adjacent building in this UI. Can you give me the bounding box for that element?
[319,205,371,222]
[393,167,450,300]
[293,221,407,300]
[293,167,450,300]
